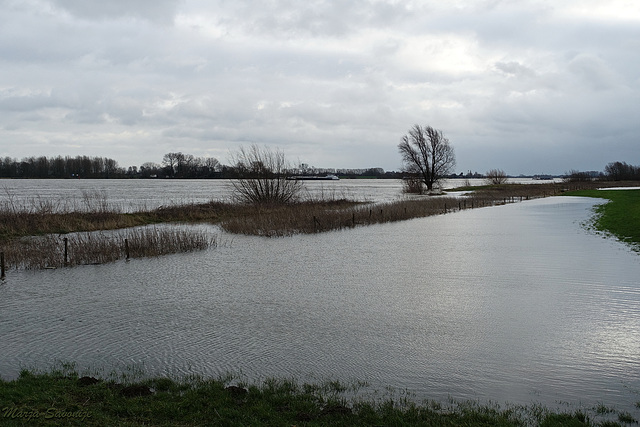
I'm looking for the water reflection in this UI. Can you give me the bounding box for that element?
[1,196,639,415]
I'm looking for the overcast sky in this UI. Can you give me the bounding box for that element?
[1,0,638,174]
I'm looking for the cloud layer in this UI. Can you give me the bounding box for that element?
[1,0,638,174]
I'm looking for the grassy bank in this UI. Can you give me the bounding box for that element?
[564,189,640,250]
[1,366,637,426]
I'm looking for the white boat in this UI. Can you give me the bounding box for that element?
[288,174,340,181]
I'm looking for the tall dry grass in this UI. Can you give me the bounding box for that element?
[221,197,460,236]
[221,180,640,237]
[1,227,216,270]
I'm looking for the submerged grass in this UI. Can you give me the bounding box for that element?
[1,366,636,426]
[1,227,216,270]
[220,197,460,236]
[218,181,617,236]
[564,189,640,250]
[2,181,638,271]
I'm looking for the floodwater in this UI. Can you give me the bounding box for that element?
[0,177,556,211]
[1,180,639,416]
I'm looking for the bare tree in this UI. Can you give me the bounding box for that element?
[230,144,302,204]
[162,152,183,177]
[485,169,508,185]
[605,161,640,181]
[565,169,594,182]
[398,125,456,192]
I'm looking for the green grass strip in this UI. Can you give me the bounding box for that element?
[564,189,640,250]
[1,367,638,426]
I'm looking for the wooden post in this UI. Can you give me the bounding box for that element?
[125,238,130,260]
[352,213,355,227]
[444,203,447,213]
[63,237,68,266]
[369,209,372,218]
[313,216,317,233]
[1,251,5,280]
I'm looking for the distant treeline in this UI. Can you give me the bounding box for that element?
[0,155,122,179]
[0,153,403,179]
[567,161,640,182]
[1,154,638,181]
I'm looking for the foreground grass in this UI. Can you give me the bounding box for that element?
[564,189,640,250]
[1,367,637,426]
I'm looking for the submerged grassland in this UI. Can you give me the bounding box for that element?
[2,181,638,271]
[1,366,637,426]
[564,189,640,250]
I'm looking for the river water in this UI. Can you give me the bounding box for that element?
[0,180,639,416]
[0,177,557,211]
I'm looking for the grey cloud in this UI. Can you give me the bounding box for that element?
[494,61,537,78]
[50,0,180,24]
[191,0,413,38]
[1,0,638,173]
[567,54,620,91]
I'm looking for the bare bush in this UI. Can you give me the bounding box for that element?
[230,145,302,205]
[485,169,508,185]
[401,177,425,194]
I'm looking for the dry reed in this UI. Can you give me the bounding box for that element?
[1,227,216,270]
[221,197,459,236]
[220,180,640,237]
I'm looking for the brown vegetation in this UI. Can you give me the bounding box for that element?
[484,169,508,185]
[3,180,639,272]
[2,227,216,270]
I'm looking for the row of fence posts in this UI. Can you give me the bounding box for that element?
[0,237,130,280]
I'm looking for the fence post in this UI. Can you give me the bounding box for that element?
[63,238,68,266]
[352,213,355,227]
[1,252,5,280]
[125,238,130,260]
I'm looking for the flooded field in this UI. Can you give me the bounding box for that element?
[0,180,639,416]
